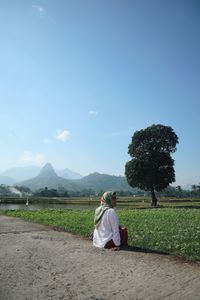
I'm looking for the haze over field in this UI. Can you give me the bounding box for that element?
[0,0,199,187]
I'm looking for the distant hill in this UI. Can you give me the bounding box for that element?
[75,172,136,192]
[1,165,41,182]
[0,175,16,185]
[56,168,82,179]
[1,165,83,182]
[18,163,79,191]
[17,163,135,193]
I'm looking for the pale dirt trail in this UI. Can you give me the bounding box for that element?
[0,215,200,300]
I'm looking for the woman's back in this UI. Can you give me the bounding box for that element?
[93,208,120,248]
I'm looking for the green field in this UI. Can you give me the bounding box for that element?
[1,204,200,262]
[1,195,200,209]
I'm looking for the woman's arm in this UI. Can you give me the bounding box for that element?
[108,209,120,246]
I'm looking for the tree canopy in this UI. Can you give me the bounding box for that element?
[125,124,179,206]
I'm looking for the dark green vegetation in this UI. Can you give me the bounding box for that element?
[1,199,200,262]
[125,124,178,207]
[1,182,200,199]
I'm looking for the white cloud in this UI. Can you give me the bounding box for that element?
[89,110,98,116]
[32,5,45,13]
[55,129,70,142]
[35,153,45,165]
[43,138,51,144]
[19,151,45,166]
[19,151,32,162]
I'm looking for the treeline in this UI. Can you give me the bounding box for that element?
[0,184,139,197]
[161,184,200,198]
[30,187,136,197]
[0,184,200,198]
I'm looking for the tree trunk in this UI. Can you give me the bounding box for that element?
[150,187,158,207]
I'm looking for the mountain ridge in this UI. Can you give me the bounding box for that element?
[0,175,16,185]
[15,163,134,193]
[0,164,83,182]
[0,163,192,191]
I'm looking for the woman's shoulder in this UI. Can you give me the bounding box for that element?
[106,208,116,215]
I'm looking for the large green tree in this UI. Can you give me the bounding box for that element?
[125,124,178,206]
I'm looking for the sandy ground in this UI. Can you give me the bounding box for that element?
[0,216,200,300]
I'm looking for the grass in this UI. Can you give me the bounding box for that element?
[1,207,200,262]
[118,208,200,261]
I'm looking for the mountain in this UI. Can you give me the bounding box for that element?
[18,163,79,191]
[2,163,194,194]
[16,164,135,193]
[1,166,41,182]
[56,168,82,179]
[1,165,83,182]
[38,163,58,177]
[75,172,136,192]
[0,175,16,185]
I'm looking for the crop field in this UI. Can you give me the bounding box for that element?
[1,203,200,262]
[1,196,200,208]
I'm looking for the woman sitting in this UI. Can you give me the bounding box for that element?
[93,191,128,250]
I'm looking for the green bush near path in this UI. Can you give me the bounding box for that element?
[1,208,200,262]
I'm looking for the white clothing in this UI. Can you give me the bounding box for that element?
[93,208,120,248]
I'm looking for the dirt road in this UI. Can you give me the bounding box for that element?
[0,215,200,300]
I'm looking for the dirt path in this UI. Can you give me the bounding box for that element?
[0,215,200,300]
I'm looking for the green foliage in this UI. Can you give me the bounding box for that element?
[125,124,179,206]
[0,184,13,196]
[118,209,200,261]
[191,184,200,197]
[1,207,200,261]
[1,209,93,236]
[35,187,59,197]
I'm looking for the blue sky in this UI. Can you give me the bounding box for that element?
[0,0,199,186]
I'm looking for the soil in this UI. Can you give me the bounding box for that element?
[0,215,200,300]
